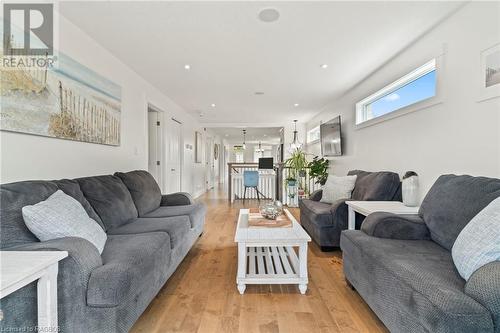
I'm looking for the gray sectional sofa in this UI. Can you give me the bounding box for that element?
[299,170,402,250]
[0,170,206,333]
[341,174,500,332]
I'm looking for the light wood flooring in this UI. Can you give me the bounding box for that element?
[131,188,388,333]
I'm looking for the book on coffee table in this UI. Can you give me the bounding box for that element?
[247,208,292,228]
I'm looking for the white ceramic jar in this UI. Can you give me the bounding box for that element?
[402,172,419,207]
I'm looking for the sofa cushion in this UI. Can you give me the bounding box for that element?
[87,232,171,307]
[22,190,107,253]
[348,170,401,201]
[0,180,58,248]
[320,175,357,204]
[107,216,191,249]
[452,196,500,280]
[115,170,161,216]
[143,203,206,230]
[77,175,138,230]
[420,174,500,250]
[299,199,334,227]
[53,179,105,230]
[341,230,493,332]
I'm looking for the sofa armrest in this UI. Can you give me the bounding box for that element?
[161,192,194,206]
[3,237,102,330]
[309,189,323,202]
[7,237,103,285]
[465,261,500,329]
[330,199,349,229]
[361,212,430,240]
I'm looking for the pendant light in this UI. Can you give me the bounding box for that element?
[290,120,302,151]
[242,129,246,150]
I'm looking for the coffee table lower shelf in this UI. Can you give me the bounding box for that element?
[236,245,308,295]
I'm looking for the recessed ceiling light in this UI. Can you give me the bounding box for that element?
[320,64,328,69]
[254,91,265,95]
[258,8,280,23]
[184,64,191,70]
[210,103,216,108]
[294,103,299,107]
[263,134,267,137]
[225,134,229,137]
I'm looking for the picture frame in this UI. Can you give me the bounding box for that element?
[195,131,202,163]
[478,42,500,102]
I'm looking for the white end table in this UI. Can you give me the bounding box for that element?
[345,201,420,230]
[0,251,68,331]
[234,209,311,294]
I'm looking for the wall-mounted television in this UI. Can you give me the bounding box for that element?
[320,116,342,156]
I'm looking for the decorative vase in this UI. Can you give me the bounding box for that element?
[402,171,419,207]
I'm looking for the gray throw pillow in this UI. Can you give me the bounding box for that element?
[320,175,357,204]
[22,190,107,253]
[452,196,500,280]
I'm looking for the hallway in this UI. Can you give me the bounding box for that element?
[131,188,387,333]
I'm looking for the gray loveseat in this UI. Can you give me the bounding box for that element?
[0,170,206,333]
[299,170,402,250]
[341,174,500,332]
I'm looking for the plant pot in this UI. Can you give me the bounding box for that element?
[287,180,296,186]
[298,170,306,177]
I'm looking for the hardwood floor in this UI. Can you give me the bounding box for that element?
[131,188,388,333]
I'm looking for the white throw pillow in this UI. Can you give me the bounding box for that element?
[452,196,500,281]
[22,190,107,253]
[320,175,357,204]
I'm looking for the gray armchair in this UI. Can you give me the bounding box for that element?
[341,174,500,332]
[299,170,402,250]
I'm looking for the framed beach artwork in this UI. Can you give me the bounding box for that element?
[195,131,202,163]
[479,43,500,102]
[1,52,122,145]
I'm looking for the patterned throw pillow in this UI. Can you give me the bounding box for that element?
[452,196,500,280]
[22,190,107,253]
[320,175,357,204]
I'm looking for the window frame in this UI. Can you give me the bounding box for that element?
[307,126,321,144]
[355,58,441,129]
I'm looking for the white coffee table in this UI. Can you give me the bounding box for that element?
[0,251,68,331]
[346,201,420,230]
[234,209,311,294]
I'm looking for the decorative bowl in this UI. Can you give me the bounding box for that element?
[259,201,283,220]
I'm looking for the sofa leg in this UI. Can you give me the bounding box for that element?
[320,246,337,252]
[345,278,355,291]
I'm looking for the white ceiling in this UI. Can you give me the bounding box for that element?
[60,1,463,125]
[210,127,282,144]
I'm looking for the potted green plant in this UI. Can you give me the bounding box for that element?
[286,176,297,186]
[307,156,329,186]
[284,149,308,187]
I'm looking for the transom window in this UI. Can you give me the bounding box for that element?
[356,59,437,126]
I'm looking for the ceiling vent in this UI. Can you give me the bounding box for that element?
[258,8,280,23]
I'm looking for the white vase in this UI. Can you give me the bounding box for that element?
[402,175,419,207]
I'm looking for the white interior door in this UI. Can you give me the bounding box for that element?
[205,138,215,190]
[148,109,163,189]
[166,118,182,193]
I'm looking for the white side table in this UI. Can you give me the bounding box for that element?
[0,251,68,331]
[345,201,420,230]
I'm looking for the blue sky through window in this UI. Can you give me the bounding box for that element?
[369,70,436,118]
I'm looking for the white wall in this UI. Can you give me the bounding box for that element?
[306,2,500,201]
[0,15,208,198]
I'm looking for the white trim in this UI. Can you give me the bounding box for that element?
[355,58,437,127]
